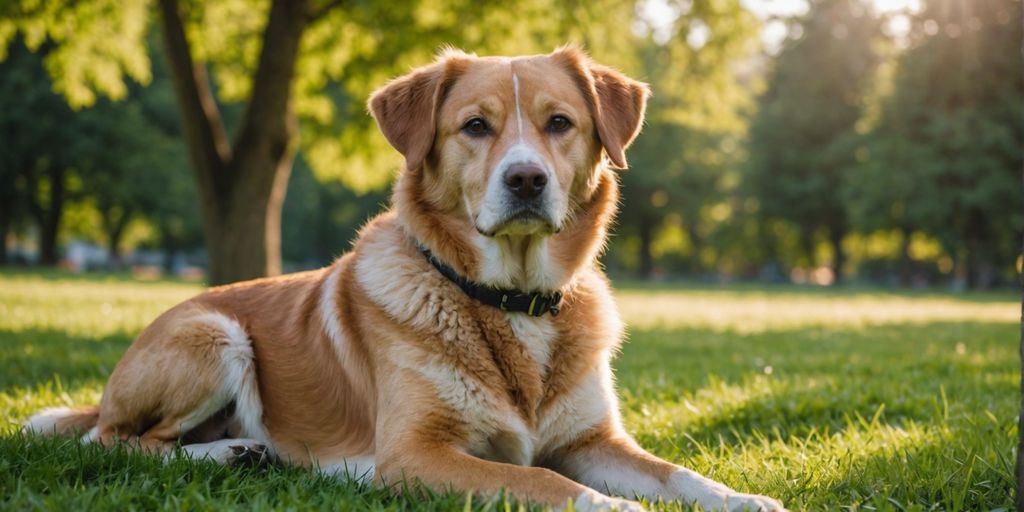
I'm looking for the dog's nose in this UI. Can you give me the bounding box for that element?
[504,164,548,200]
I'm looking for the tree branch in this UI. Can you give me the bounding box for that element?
[231,0,308,178]
[156,0,232,201]
[307,0,345,21]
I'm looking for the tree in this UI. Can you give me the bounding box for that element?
[0,35,197,269]
[0,41,79,265]
[281,157,387,267]
[745,0,882,284]
[614,0,760,277]
[845,0,1022,288]
[2,0,643,284]
[152,0,338,284]
[74,94,189,267]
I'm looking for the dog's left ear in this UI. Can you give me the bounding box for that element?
[552,46,650,169]
[368,50,471,172]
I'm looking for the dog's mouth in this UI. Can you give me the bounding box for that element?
[478,208,559,237]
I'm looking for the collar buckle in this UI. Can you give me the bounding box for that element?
[548,291,563,316]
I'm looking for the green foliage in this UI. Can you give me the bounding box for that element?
[843,0,1023,287]
[745,0,883,272]
[0,0,1019,285]
[291,0,641,191]
[0,0,151,108]
[614,0,760,276]
[281,157,387,265]
[0,36,198,264]
[0,272,1016,509]
[0,0,641,192]
[0,40,81,263]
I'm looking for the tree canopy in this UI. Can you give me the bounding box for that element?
[0,0,1019,289]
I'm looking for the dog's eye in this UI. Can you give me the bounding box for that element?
[462,117,491,136]
[547,115,572,133]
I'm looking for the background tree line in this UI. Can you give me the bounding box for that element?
[0,0,1019,289]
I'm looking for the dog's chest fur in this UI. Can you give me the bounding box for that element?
[354,222,615,466]
[440,311,605,467]
[468,313,554,465]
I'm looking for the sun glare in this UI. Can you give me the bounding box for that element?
[637,0,925,54]
[739,0,924,53]
[742,0,922,17]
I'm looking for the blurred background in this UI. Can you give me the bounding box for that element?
[0,0,1020,289]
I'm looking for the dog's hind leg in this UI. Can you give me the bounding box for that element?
[94,310,271,456]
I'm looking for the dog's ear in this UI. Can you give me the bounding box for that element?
[552,46,650,169]
[590,63,650,169]
[368,50,471,171]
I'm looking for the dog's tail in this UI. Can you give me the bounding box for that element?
[23,406,100,437]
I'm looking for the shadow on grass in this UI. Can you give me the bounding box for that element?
[622,320,1013,436]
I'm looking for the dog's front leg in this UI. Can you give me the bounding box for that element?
[376,444,643,511]
[374,359,641,510]
[550,421,786,511]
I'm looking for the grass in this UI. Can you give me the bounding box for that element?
[0,270,1017,510]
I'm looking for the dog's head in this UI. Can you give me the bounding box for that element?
[370,46,648,286]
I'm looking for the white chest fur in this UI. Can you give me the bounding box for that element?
[392,318,615,468]
[506,313,556,378]
[474,364,613,467]
[472,314,613,466]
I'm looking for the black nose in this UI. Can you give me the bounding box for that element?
[504,164,548,200]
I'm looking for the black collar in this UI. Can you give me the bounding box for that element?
[421,247,563,317]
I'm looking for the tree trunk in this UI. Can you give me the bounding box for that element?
[963,236,995,290]
[159,221,178,274]
[104,209,131,269]
[638,218,655,279]
[897,227,912,287]
[203,157,293,284]
[951,248,968,292]
[829,226,846,285]
[39,164,65,266]
[963,210,994,290]
[685,224,703,275]
[800,228,816,270]
[0,215,8,265]
[158,0,313,285]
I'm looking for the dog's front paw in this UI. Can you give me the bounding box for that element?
[666,469,785,512]
[176,438,270,466]
[721,493,787,512]
[570,491,646,512]
[227,442,271,467]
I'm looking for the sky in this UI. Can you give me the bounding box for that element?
[637,0,924,53]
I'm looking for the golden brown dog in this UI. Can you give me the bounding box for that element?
[25,47,785,512]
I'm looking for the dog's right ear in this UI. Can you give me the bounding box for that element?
[368,50,471,172]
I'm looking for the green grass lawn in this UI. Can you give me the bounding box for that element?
[0,271,1017,510]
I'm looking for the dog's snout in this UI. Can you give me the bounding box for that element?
[504,164,548,200]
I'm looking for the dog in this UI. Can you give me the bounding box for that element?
[24,47,785,512]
